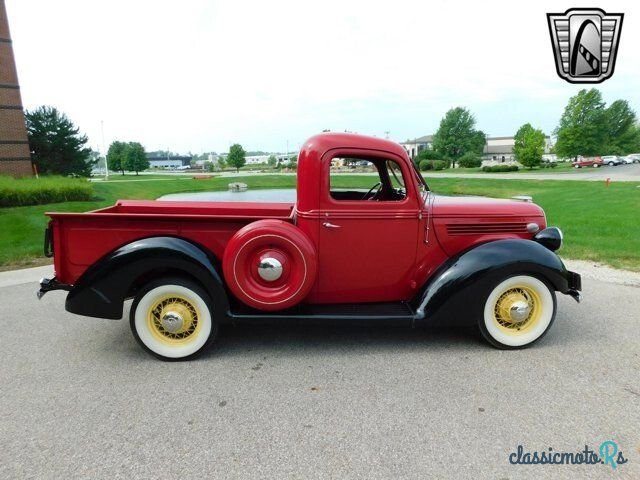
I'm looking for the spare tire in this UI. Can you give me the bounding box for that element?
[223,219,318,311]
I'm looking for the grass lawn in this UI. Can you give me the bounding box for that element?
[1,175,638,271]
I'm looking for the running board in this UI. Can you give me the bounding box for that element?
[229,302,416,325]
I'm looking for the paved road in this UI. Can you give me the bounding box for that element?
[1,275,638,479]
[429,162,640,182]
[213,163,640,182]
[90,162,640,183]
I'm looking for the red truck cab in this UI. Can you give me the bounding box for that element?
[39,133,581,360]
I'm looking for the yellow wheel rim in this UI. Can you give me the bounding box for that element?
[146,294,202,346]
[492,284,542,335]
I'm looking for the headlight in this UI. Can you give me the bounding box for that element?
[534,227,563,251]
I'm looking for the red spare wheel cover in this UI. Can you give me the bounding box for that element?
[223,219,318,311]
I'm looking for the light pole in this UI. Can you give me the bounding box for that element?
[101,120,108,180]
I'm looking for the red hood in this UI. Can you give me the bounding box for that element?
[431,195,545,218]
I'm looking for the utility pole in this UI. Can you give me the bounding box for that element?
[101,120,108,180]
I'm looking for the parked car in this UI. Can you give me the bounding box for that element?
[601,155,623,166]
[622,154,640,164]
[572,156,602,168]
[38,133,581,360]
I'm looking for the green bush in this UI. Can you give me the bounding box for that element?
[416,149,441,161]
[457,153,482,168]
[0,175,94,207]
[481,165,519,173]
[433,160,448,171]
[419,160,432,171]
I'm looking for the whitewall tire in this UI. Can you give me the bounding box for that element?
[479,275,556,349]
[130,278,216,360]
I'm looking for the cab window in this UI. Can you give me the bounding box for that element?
[329,157,407,201]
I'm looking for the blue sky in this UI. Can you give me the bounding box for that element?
[7,0,640,154]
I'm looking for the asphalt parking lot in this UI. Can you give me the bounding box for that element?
[1,276,639,479]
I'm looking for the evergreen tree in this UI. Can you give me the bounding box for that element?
[26,106,93,176]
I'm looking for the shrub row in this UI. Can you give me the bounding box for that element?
[0,176,94,207]
[481,165,520,173]
[419,160,448,171]
[457,157,482,168]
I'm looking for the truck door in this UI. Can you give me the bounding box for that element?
[315,150,420,303]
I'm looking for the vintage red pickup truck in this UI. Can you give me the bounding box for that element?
[39,133,581,360]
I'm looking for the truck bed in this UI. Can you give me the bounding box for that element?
[47,200,295,284]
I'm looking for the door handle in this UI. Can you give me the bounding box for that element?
[322,222,341,229]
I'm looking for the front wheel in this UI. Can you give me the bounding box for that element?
[130,278,217,360]
[479,275,556,349]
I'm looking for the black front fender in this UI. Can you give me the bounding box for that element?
[65,236,229,320]
[412,239,581,326]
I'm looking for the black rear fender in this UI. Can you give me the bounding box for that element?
[65,237,229,321]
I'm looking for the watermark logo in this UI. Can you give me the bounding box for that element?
[547,8,623,84]
[509,441,628,470]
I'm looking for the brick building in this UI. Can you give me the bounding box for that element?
[0,0,32,176]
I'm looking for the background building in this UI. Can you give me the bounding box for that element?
[147,153,192,169]
[400,135,433,159]
[481,136,554,164]
[400,133,554,165]
[0,0,32,176]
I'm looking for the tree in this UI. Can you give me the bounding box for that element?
[267,155,277,167]
[124,142,149,175]
[26,105,93,176]
[107,141,127,175]
[554,89,606,159]
[604,100,640,154]
[432,107,486,168]
[227,144,246,172]
[513,123,546,169]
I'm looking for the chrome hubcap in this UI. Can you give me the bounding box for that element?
[257,257,283,282]
[161,312,184,333]
[509,301,531,323]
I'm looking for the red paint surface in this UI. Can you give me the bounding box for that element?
[572,156,602,167]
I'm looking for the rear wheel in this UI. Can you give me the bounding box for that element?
[130,278,217,360]
[478,275,556,349]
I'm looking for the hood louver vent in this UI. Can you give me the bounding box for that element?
[446,223,528,236]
